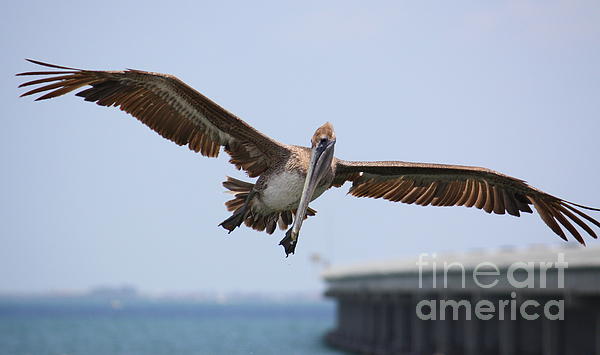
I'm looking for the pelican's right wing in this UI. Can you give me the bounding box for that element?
[333,159,600,245]
[18,59,289,177]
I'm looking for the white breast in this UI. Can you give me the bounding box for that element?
[258,171,327,212]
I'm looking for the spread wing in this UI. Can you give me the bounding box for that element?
[334,159,600,245]
[17,59,289,177]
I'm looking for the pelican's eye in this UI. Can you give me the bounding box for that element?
[320,137,328,144]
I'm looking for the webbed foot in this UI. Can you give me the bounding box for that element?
[219,209,246,234]
[279,229,298,257]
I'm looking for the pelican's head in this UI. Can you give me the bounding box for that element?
[307,122,336,185]
[311,122,336,148]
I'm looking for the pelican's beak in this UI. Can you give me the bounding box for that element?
[282,138,335,255]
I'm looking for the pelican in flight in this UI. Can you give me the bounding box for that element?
[17,59,600,256]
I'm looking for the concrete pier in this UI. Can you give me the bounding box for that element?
[323,245,600,355]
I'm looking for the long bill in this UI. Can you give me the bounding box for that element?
[289,141,335,243]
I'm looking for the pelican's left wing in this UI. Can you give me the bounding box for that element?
[18,59,289,177]
[333,159,600,245]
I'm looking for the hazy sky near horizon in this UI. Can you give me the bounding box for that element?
[1,0,599,294]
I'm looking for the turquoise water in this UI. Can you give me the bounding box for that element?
[0,299,345,355]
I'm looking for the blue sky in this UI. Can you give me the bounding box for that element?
[1,0,599,294]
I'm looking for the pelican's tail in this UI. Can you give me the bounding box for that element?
[219,177,254,233]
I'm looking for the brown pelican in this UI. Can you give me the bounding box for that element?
[17,59,600,256]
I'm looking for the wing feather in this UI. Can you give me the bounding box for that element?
[334,159,599,245]
[492,185,505,215]
[530,198,568,241]
[502,190,520,217]
[416,182,437,206]
[18,59,289,177]
[482,181,495,214]
[555,204,597,238]
[465,179,480,208]
[474,180,487,209]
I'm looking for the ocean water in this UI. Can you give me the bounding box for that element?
[0,299,346,355]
